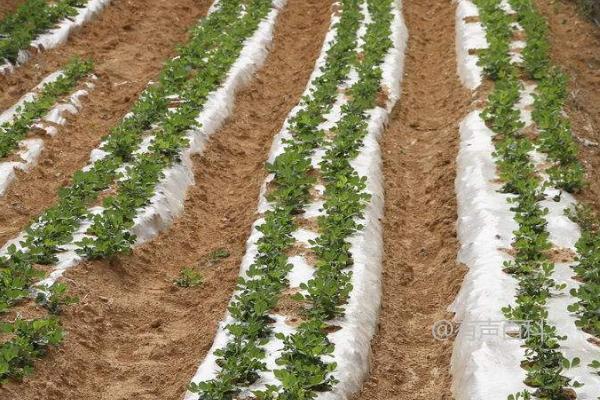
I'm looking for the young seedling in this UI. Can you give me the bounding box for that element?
[207,248,230,265]
[35,282,78,314]
[0,317,63,380]
[174,267,203,288]
[590,360,600,375]
[508,391,532,400]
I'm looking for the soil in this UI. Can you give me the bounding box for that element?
[0,0,215,246]
[352,0,470,399]
[0,0,331,398]
[3,0,595,398]
[532,0,600,211]
[0,0,25,19]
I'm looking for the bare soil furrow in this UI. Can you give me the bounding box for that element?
[0,0,332,398]
[353,0,470,398]
[0,0,214,246]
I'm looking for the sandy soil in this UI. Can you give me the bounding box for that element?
[0,0,25,19]
[533,0,600,212]
[0,0,332,398]
[5,1,595,399]
[0,0,214,246]
[352,0,470,399]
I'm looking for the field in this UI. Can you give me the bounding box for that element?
[0,0,599,399]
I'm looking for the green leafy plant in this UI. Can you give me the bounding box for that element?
[174,267,203,288]
[0,0,87,63]
[590,360,600,375]
[475,0,584,397]
[564,205,600,338]
[209,248,230,262]
[266,1,396,398]
[0,318,63,381]
[0,0,272,381]
[0,57,93,159]
[510,0,584,193]
[76,0,279,258]
[190,1,367,397]
[271,321,338,398]
[509,391,533,400]
[35,282,78,314]
[0,245,45,312]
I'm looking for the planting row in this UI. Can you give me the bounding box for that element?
[477,1,579,397]
[185,0,406,399]
[0,0,111,74]
[0,57,95,195]
[0,0,283,382]
[452,0,600,399]
[509,0,600,395]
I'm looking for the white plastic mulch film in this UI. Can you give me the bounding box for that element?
[0,72,96,196]
[452,0,600,399]
[0,0,112,74]
[184,1,408,399]
[0,0,286,290]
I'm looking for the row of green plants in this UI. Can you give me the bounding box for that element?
[189,1,364,397]
[474,1,581,398]
[566,205,600,339]
[0,56,92,381]
[0,57,93,159]
[510,0,600,342]
[0,274,77,382]
[509,0,600,387]
[191,0,397,397]
[0,0,87,64]
[261,1,395,398]
[2,0,247,306]
[0,0,251,382]
[509,0,584,193]
[75,0,275,259]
